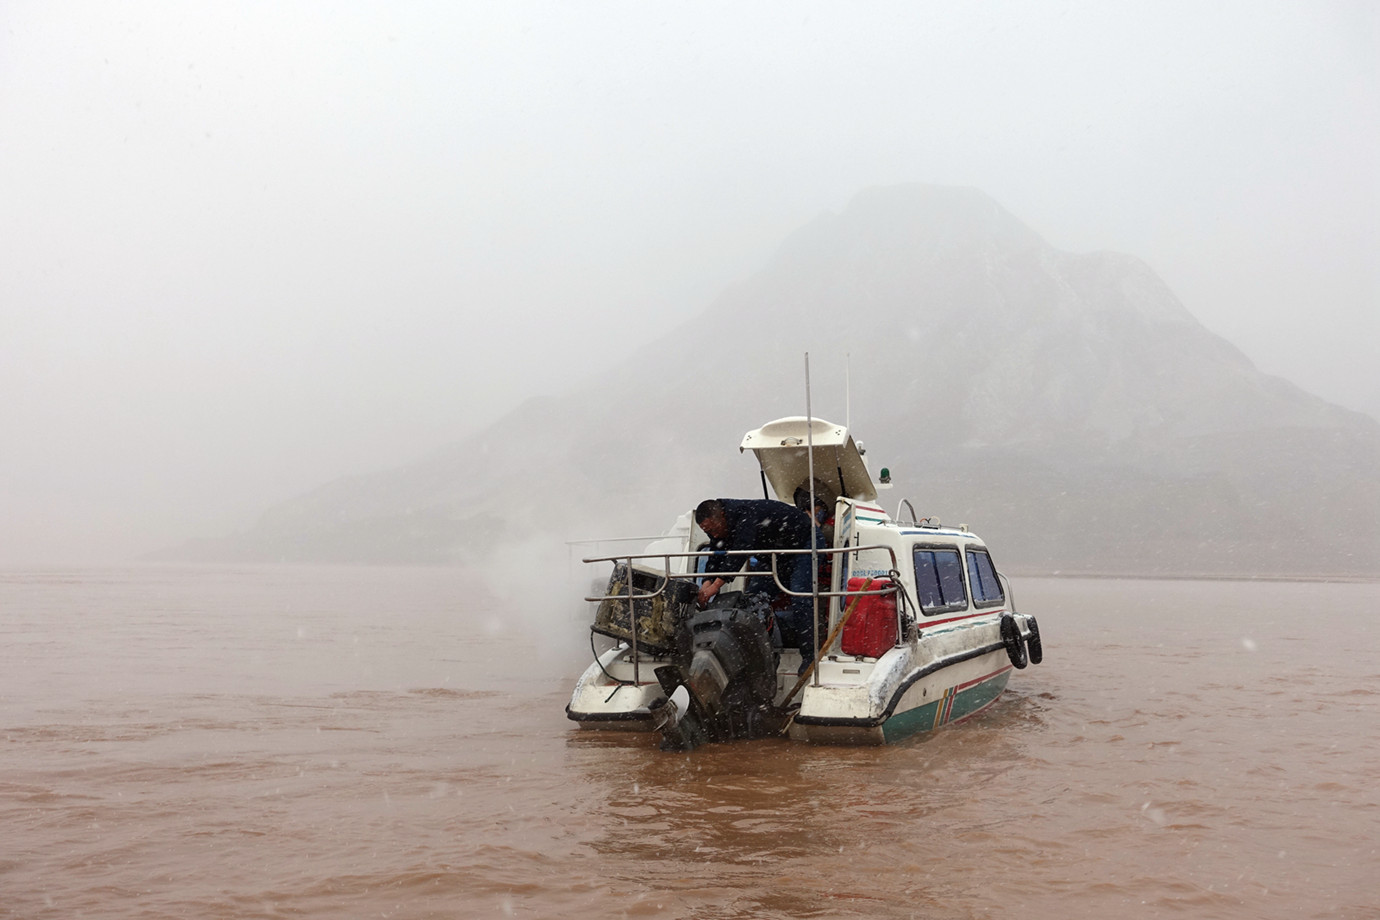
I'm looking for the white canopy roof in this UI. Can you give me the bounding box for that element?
[739,417,877,504]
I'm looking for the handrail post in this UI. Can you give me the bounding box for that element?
[804,352,820,688]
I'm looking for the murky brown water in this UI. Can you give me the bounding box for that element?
[2,565,1376,919]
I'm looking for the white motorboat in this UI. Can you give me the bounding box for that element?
[565,416,1043,749]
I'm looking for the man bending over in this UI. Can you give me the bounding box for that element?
[694,498,819,670]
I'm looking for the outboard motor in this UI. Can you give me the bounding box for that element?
[651,591,785,752]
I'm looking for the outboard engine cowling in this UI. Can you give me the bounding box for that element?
[652,592,785,751]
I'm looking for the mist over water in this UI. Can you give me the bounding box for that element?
[2,3,1376,564]
[3,565,1376,919]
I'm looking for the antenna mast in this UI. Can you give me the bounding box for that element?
[845,352,851,431]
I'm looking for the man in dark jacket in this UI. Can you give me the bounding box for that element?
[694,498,819,669]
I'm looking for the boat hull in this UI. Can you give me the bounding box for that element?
[789,646,1013,745]
[565,648,668,731]
[880,660,1011,743]
[566,704,660,732]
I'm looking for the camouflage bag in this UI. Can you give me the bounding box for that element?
[592,564,695,655]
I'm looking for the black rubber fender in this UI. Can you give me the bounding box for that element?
[1025,615,1043,665]
[1000,614,1028,669]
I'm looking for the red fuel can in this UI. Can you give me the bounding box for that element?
[840,577,899,658]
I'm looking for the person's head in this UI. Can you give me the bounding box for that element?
[694,499,729,539]
[793,486,829,524]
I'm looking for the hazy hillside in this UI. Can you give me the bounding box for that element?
[163,185,1379,577]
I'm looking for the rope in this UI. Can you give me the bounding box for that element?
[778,576,875,732]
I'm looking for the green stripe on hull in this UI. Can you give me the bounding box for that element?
[881,670,1011,743]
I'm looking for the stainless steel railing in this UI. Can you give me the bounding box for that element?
[583,544,901,684]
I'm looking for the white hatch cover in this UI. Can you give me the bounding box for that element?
[739,416,877,504]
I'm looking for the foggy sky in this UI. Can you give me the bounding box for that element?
[2,2,1376,564]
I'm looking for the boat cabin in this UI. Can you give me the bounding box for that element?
[736,417,1009,658]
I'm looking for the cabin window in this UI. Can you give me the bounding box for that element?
[913,546,968,614]
[966,548,1004,607]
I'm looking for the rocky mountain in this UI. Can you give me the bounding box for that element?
[166,185,1379,577]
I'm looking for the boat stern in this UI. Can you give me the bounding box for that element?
[566,649,667,732]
